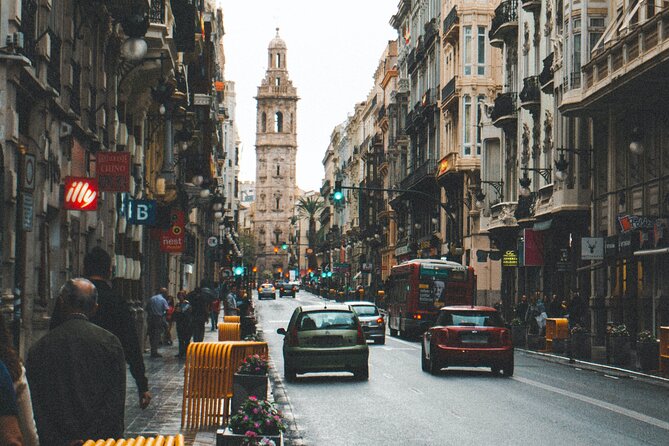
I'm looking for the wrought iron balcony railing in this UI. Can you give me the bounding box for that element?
[443,6,458,37]
[490,92,517,125]
[539,52,554,92]
[150,0,166,24]
[489,0,518,42]
[441,76,456,103]
[519,75,540,106]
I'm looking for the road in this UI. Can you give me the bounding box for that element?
[254,289,669,446]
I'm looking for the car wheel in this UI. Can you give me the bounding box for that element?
[502,359,514,377]
[389,327,398,337]
[284,365,297,382]
[421,343,429,372]
[353,365,369,381]
[375,337,385,345]
[428,345,441,375]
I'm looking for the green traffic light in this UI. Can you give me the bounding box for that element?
[233,266,244,276]
[333,191,343,201]
[281,242,288,250]
[326,271,332,277]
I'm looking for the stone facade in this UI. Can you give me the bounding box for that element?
[253,30,299,279]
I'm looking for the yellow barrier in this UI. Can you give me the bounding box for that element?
[545,318,569,351]
[660,326,669,373]
[218,322,241,341]
[181,341,268,429]
[82,435,184,446]
[223,315,240,323]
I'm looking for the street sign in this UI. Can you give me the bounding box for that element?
[23,153,36,191]
[63,176,98,210]
[97,151,131,192]
[160,209,185,253]
[22,192,33,231]
[127,199,157,225]
[207,236,218,247]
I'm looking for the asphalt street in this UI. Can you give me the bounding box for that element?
[256,289,669,446]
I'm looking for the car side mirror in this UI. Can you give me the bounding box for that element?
[277,328,287,335]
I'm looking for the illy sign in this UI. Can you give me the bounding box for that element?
[63,177,98,210]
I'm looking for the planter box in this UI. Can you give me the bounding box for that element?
[231,373,268,417]
[527,333,545,350]
[217,427,283,446]
[637,341,660,372]
[607,336,631,366]
[552,339,567,354]
[569,333,592,360]
[511,325,527,348]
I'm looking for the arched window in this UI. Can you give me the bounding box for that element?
[261,112,267,132]
[274,112,283,132]
[276,165,280,176]
[276,197,280,209]
[275,53,281,68]
[275,77,280,86]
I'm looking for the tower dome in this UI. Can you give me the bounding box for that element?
[269,28,286,50]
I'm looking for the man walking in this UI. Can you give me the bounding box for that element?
[146,288,169,357]
[84,246,151,409]
[26,278,126,445]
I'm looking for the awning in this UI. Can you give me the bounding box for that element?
[634,247,669,256]
[533,219,553,231]
[576,261,606,272]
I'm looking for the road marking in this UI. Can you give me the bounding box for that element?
[386,336,421,350]
[604,374,620,380]
[409,387,423,395]
[383,373,394,380]
[381,347,415,351]
[514,376,669,431]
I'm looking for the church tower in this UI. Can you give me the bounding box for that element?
[254,29,299,278]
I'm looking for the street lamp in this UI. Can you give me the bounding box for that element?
[519,167,552,197]
[120,14,149,61]
[553,147,591,181]
[629,127,644,154]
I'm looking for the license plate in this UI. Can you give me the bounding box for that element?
[460,333,488,344]
[312,336,343,347]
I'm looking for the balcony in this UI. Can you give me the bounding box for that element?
[399,159,437,191]
[521,0,541,12]
[441,76,457,108]
[149,0,166,24]
[539,52,554,93]
[407,49,416,73]
[442,6,459,42]
[519,76,540,110]
[489,0,518,48]
[423,18,439,48]
[487,202,519,232]
[490,92,517,128]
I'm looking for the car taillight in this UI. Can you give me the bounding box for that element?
[376,317,384,325]
[356,323,366,345]
[287,326,299,347]
[433,329,449,345]
[500,328,512,346]
[412,313,422,320]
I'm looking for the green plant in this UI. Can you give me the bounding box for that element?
[229,396,286,436]
[570,324,588,335]
[636,330,656,343]
[607,324,630,337]
[237,354,269,375]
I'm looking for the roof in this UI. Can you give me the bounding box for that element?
[269,28,286,50]
[343,301,376,306]
[299,304,352,312]
[438,305,498,312]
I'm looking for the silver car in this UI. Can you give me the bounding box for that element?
[346,301,385,345]
[258,283,276,300]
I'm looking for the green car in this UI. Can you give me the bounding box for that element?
[277,304,370,381]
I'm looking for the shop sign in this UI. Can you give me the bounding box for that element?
[22,192,33,231]
[617,214,656,232]
[502,250,518,267]
[127,199,157,225]
[419,240,431,250]
[63,176,98,210]
[23,153,36,191]
[581,237,604,260]
[97,152,131,192]
[395,244,412,256]
[435,156,453,178]
[160,209,185,253]
[522,228,544,266]
[604,236,618,259]
[618,231,639,258]
[556,249,571,271]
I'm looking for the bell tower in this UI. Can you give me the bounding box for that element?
[254,29,299,278]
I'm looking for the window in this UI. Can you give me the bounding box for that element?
[261,112,266,132]
[276,165,280,176]
[274,111,283,132]
[589,17,605,54]
[276,198,280,209]
[463,95,472,155]
[464,26,472,75]
[477,26,486,75]
[573,18,582,72]
[275,77,280,86]
[275,53,281,68]
[476,95,485,155]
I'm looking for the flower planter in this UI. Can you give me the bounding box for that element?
[568,332,591,360]
[217,427,283,446]
[607,336,631,366]
[527,333,545,350]
[551,338,567,354]
[511,325,527,348]
[231,373,268,416]
[637,341,660,372]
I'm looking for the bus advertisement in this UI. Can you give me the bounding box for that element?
[386,259,476,338]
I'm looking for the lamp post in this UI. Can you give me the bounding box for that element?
[553,147,591,182]
[518,167,552,197]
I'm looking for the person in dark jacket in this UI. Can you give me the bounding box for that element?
[27,278,126,446]
[83,246,151,409]
[173,290,193,358]
[189,283,216,342]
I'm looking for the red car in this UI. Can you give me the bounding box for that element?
[421,306,514,376]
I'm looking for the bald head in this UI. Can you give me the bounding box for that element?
[59,278,98,316]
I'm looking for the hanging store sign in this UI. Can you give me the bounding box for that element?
[127,199,157,225]
[97,152,131,192]
[22,192,33,232]
[522,229,544,266]
[63,176,98,210]
[160,209,185,253]
[502,250,518,267]
[581,237,604,260]
[604,236,618,259]
[23,153,36,191]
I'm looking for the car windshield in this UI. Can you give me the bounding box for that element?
[297,311,357,331]
[436,311,504,327]
[350,305,379,316]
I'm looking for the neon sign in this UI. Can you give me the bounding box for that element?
[64,176,98,210]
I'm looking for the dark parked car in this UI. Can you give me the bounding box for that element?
[421,306,514,376]
[277,304,369,381]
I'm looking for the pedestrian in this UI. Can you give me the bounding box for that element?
[165,295,175,344]
[548,294,561,318]
[173,290,193,358]
[515,295,529,323]
[190,281,216,342]
[0,314,39,445]
[224,286,238,316]
[84,246,151,409]
[146,287,169,357]
[1,359,23,446]
[210,297,221,330]
[26,278,126,445]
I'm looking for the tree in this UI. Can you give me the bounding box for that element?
[295,195,324,270]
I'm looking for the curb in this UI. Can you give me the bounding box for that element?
[518,348,669,388]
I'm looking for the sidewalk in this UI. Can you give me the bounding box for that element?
[123,320,223,445]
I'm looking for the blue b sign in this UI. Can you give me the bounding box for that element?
[127,199,157,225]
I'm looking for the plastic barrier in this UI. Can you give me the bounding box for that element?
[660,326,669,373]
[181,341,268,429]
[223,315,240,323]
[544,318,569,352]
[82,434,184,446]
[218,322,241,341]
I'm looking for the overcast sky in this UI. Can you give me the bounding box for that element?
[218,0,398,192]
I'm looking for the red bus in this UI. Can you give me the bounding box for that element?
[386,259,476,338]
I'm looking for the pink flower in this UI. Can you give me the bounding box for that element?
[245,431,258,438]
[254,422,260,429]
[248,396,257,402]
[253,408,259,414]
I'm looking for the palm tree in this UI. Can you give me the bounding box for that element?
[295,195,324,270]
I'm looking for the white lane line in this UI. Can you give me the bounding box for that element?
[604,374,620,380]
[514,376,669,431]
[409,387,423,395]
[386,336,421,350]
[381,347,415,351]
[383,373,394,380]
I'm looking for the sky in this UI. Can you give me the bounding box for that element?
[218,0,399,192]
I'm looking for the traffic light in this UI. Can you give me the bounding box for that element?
[252,266,258,273]
[281,242,288,250]
[233,266,244,276]
[273,246,279,254]
[326,271,333,278]
[333,180,343,203]
[277,267,283,273]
